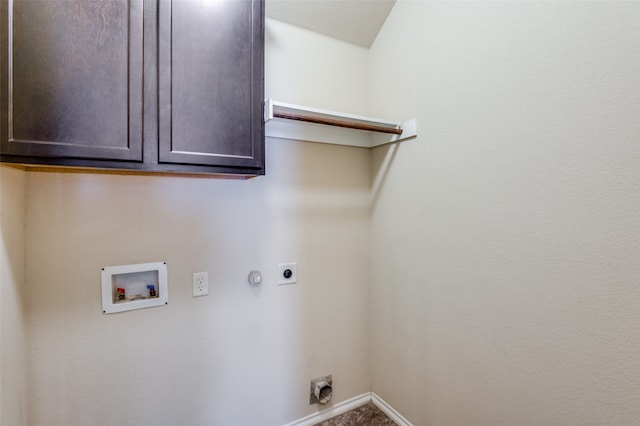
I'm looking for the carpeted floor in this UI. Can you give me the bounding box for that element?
[315,402,397,426]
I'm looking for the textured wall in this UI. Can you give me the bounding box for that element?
[23,20,371,426]
[0,165,27,426]
[369,1,640,425]
[266,19,368,112]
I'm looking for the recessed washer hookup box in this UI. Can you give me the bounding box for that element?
[101,261,168,314]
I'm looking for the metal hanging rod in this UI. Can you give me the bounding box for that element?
[264,99,417,148]
[272,111,403,135]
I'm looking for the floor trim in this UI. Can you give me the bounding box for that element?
[283,393,372,426]
[371,393,414,426]
[283,392,413,426]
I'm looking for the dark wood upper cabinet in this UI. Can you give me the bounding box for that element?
[0,0,265,176]
[159,0,263,169]
[1,0,143,161]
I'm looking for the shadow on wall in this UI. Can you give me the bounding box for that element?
[370,143,400,212]
[0,165,27,426]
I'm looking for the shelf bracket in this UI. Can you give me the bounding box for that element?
[264,99,417,148]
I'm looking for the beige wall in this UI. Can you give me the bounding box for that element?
[7,3,640,425]
[0,165,27,426]
[369,1,640,425]
[266,18,368,113]
[21,19,371,426]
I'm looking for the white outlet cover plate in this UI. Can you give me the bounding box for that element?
[277,262,297,285]
[193,272,209,297]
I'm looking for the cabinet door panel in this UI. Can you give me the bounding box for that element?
[158,0,264,169]
[1,0,143,161]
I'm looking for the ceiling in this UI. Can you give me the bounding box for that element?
[266,0,397,48]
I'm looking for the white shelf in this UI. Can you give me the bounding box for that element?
[264,99,417,148]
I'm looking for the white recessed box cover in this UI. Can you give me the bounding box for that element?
[101,261,168,314]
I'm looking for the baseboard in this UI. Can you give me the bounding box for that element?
[371,393,413,426]
[283,391,413,426]
[283,393,372,426]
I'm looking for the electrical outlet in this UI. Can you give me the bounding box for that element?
[277,262,297,285]
[192,272,208,297]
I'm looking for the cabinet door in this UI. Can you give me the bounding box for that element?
[1,0,143,161]
[158,0,264,170]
